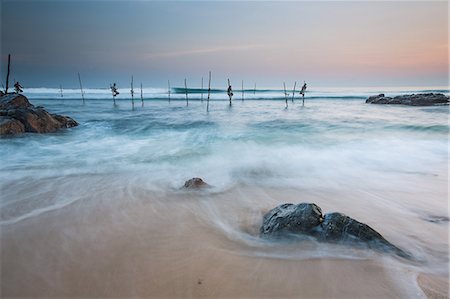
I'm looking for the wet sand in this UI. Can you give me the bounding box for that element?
[1,176,448,298]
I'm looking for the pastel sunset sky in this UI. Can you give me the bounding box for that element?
[1,1,448,88]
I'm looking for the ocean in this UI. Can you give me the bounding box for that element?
[1,86,448,297]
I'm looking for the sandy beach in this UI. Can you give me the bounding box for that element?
[1,172,448,298]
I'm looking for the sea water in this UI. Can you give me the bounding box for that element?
[1,86,448,295]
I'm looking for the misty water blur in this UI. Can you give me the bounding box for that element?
[0,87,448,296]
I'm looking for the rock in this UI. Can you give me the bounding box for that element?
[0,94,78,135]
[319,212,410,258]
[183,177,210,189]
[0,116,25,135]
[422,215,450,224]
[260,203,411,258]
[0,94,32,109]
[260,203,323,236]
[366,93,449,106]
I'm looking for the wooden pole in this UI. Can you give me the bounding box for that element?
[291,81,297,103]
[254,83,256,95]
[78,73,85,103]
[111,84,116,104]
[131,75,134,105]
[140,83,143,104]
[207,71,211,112]
[168,80,171,103]
[60,84,64,98]
[227,78,232,106]
[184,78,188,106]
[283,82,288,108]
[201,77,204,102]
[5,54,10,94]
[242,80,244,101]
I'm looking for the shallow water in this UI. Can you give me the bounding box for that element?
[1,89,449,297]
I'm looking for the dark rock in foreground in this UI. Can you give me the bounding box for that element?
[183,177,210,189]
[261,203,323,235]
[0,94,78,135]
[261,203,411,259]
[366,93,449,106]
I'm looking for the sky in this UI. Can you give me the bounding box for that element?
[1,1,448,88]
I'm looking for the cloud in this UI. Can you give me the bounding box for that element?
[143,44,266,59]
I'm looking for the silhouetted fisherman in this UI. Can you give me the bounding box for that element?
[110,83,119,103]
[227,79,233,106]
[14,81,23,94]
[300,81,307,104]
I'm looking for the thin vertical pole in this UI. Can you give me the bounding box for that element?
[131,75,134,105]
[242,80,244,101]
[291,81,297,103]
[184,78,188,106]
[254,83,256,95]
[168,80,171,103]
[207,71,211,112]
[111,84,116,105]
[201,77,204,102]
[5,54,11,94]
[227,78,232,106]
[140,83,144,105]
[284,82,288,108]
[60,85,63,98]
[78,73,85,103]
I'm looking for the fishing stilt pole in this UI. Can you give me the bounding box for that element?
[242,80,244,101]
[207,71,211,112]
[110,83,118,105]
[168,80,171,103]
[283,82,288,108]
[184,78,189,106]
[5,54,11,94]
[300,81,307,106]
[60,84,64,98]
[227,79,233,106]
[130,75,134,106]
[291,81,297,103]
[254,83,256,95]
[201,77,204,102]
[78,73,85,103]
[140,83,144,106]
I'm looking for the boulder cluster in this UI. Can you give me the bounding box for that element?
[366,93,449,106]
[260,203,410,258]
[0,94,78,135]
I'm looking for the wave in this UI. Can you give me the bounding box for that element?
[20,86,449,100]
[385,124,449,133]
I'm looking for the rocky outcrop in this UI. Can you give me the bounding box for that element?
[0,94,78,135]
[183,177,210,189]
[0,116,25,135]
[261,203,411,258]
[366,93,449,106]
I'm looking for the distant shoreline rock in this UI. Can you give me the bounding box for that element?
[261,203,411,259]
[366,93,449,106]
[0,94,78,136]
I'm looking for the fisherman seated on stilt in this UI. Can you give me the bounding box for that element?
[14,81,23,94]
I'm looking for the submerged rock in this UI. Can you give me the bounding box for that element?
[366,93,449,106]
[261,203,411,258]
[0,94,78,135]
[183,177,210,189]
[423,215,450,224]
